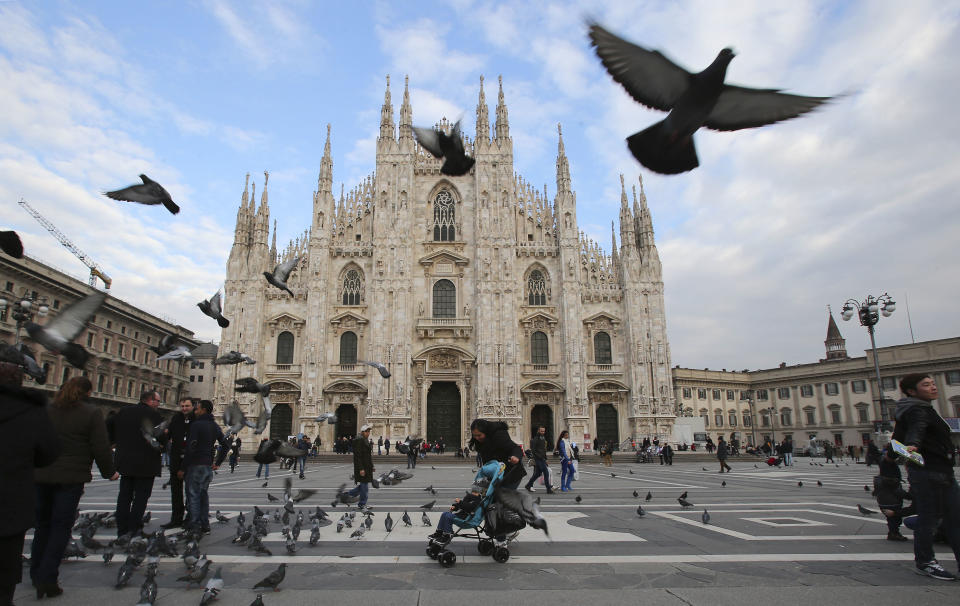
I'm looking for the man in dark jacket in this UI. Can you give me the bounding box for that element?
[108,390,165,538]
[343,424,374,508]
[0,362,60,606]
[892,373,960,581]
[162,397,194,529]
[524,426,554,494]
[470,419,527,489]
[181,399,229,535]
[781,436,794,467]
[717,436,732,473]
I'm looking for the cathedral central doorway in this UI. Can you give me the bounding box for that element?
[335,404,357,439]
[595,403,619,450]
[427,381,461,449]
[270,403,293,440]
[530,404,554,448]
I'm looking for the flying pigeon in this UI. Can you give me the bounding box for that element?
[358,359,391,378]
[314,411,337,424]
[215,350,256,365]
[702,509,711,525]
[678,498,694,508]
[401,511,412,527]
[264,256,299,297]
[200,567,223,605]
[104,174,180,214]
[412,119,475,176]
[235,377,271,397]
[157,344,192,361]
[140,417,167,451]
[587,23,834,174]
[253,563,286,592]
[25,291,106,368]
[0,343,47,384]
[857,504,877,515]
[224,402,255,436]
[421,512,431,526]
[197,291,229,327]
[0,230,24,258]
[645,491,652,501]
[149,333,178,356]
[492,487,549,534]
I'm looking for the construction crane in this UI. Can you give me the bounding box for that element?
[18,198,113,289]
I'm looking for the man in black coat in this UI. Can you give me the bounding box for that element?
[470,419,526,489]
[108,390,165,537]
[524,426,555,494]
[343,424,374,508]
[181,400,229,535]
[162,397,194,529]
[0,362,60,605]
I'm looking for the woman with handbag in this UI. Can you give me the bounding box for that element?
[556,430,575,492]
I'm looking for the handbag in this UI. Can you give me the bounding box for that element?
[572,459,579,481]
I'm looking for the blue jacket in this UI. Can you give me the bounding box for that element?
[183,412,229,469]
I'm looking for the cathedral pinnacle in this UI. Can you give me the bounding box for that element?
[555,123,570,193]
[399,75,412,140]
[495,75,510,140]
[476,75,489,142]
[318,123,333,193]
[379,75,395,140]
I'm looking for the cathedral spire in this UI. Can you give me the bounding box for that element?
[399,75,412,141]
[495,75,510,140]
[611,221,620,271]
[255,170,270,246]
[476,75,489,143]
[270,219,277,261]
[619,175,636,254]
[555,123,570,194]
[234,172,251,243]
[379,75,395,140]
[319,124,333,193]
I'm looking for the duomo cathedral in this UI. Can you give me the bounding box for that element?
[213,75,675,451]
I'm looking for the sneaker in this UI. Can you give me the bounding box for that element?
[915,560,955,581]
[887,531,909,542]
[299,474,305,480]
[525,486,536,493]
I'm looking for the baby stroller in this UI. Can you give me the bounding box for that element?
[426,461,524,567]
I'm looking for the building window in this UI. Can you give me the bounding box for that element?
[777,387,790,399]
[851,380,866,393]
[341,269,363,305]
[682,387,692,399]
[825,383,839,396]
[697,388,706,399]
[339,331,357,365]
[190,376,195,382]
[761,411,771,427]
[727,390,735,400]
[432,190,456,241]
[107,320,112,329]
[830,406,841,424]
[531,331,549,365]
[4,281,12,291]
[780,409,792,426]
[804,408,815,425]
[594,332,612,365]
[61,367,70,385]
[53,299,60,309]
[132,347,137,361]
[121,326,126,335]
[700,409,709,427]
[756,389,768,401]
[276,331,294,364]
[800,385,813,397]
[857,407,869,423]
[198,362,204,369]
[712,389,721,400]
[881,376,897,390]
[197,375,203,382]
[0,307,6,322]
[126,380,133,397]
[103,338,110,353]
[97,374,105,392]
[742,413,752,426]
[118,343,124,358]
[527,270,547,305]
[86,333,94,347]
[190,361,197,369]
[728,411,737,426]
[714,411,723,427]
[134,331,139,339]
[113,377,119,395]
[945,370,960,385]
[432,279,456,318]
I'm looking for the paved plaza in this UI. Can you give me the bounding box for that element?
[17,455,960,605]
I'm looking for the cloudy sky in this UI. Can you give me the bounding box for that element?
[1,0,958,371]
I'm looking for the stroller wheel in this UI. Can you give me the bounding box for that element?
[426,544,442,559]
[439,550,457,568]
[493,547,510,563]
[477,539,494,556]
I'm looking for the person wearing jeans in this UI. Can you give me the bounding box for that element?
[344,425,374,508]
[524,426,554,494]
[893,373,960,581]
[181,400,229,534]
[556,431,574,491]
[781,436,794,467]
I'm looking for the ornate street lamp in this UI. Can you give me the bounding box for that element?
[0,289,50,346]
[841,293,896,426]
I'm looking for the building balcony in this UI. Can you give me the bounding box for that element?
[586,363,623,377]
[329,364,366,378]
[265,363,302,377]
[520,363,560,377]
[416,317,472,339]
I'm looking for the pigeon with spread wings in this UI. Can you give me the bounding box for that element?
[413,119,475,176]
[104,174,180,214]
[26,291,106,368]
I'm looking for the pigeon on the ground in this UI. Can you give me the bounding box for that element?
[26,291,106,368]
[798,481,803,487]
[0,230,24,258]
[350,526,366,539]
[249,536,272,556]
[215,350,255,365]
[115,555,137,588]
[636,505,646,517]
[587,23,834,174]
[632,490,639,498]
[420,500,436,510]
[679,491,688,500]
[421,512,431,526]
[250,595,265,606]
[253,563,286,592]
[678,498,694,508]
[575,495,582,503]
[264,257,299,296]
[857,504,877,515]
[358,359,391,378]
[401,511,412,527]
[864,485,871,492]
[645,491,652,501]
[384,512,394,533]
[285,536,297,554]
[424,485,434,493]
[235,377,271,397]
[177,558,211,587]
[817,480,823,487]
[200,567,223,605]
[104,174,180,214]
[197,291,229,327]
[215,511,230,524]
[261,481,268,488]
[136,568,158,605]
[702,467,708,471]
[267,493,278,502]
[721,481,726,487]
[102,548,114,565]
[629,469,634,474]
[412,119,475,176]
[702,510,711,524]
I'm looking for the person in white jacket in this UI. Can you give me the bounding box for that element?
[556,431,575,492]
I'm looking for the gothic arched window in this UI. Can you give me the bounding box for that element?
[594,331,612,365]
[531,331,549,365]
[339,331,357,365]
[276,331,294,364]
[341,269,363,305]
[527,269,547,305]
[433,190,455,241]
[432,279,456,318]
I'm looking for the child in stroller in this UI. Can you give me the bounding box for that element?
[427,480,488,544]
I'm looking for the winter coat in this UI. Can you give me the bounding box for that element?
[529,434,548,461]
[35,400,114,484]
[183,412,229,469]
[353,435,373,483]
[474,422,527,485]
[780,439,793,454]
[167,411,192,472]
[716,441,729,460]
[108,402,165,477]
[0,384,60,536]
[893,396,956,473]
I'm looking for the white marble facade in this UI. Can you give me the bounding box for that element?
[214,76,674,451]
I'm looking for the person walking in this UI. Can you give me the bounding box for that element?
[524,426,555,494]
[717,436,733,473]
[781,436,794,467]
[824,441,835,464]
[384,437,390,455]
[255,437,271,482]
[162,397,194,529]
[343,424,374,509]
[296,435,310,479]
[229,439,240,473]
[181,399,229,536]
[557,430,574,492]
[377,436,383,456]
[108,390,166,538]
[0,360,60,606]
[892,373,960,581]
[31,377,117,598]
[407,437,419,469]
[662,442,674,465]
